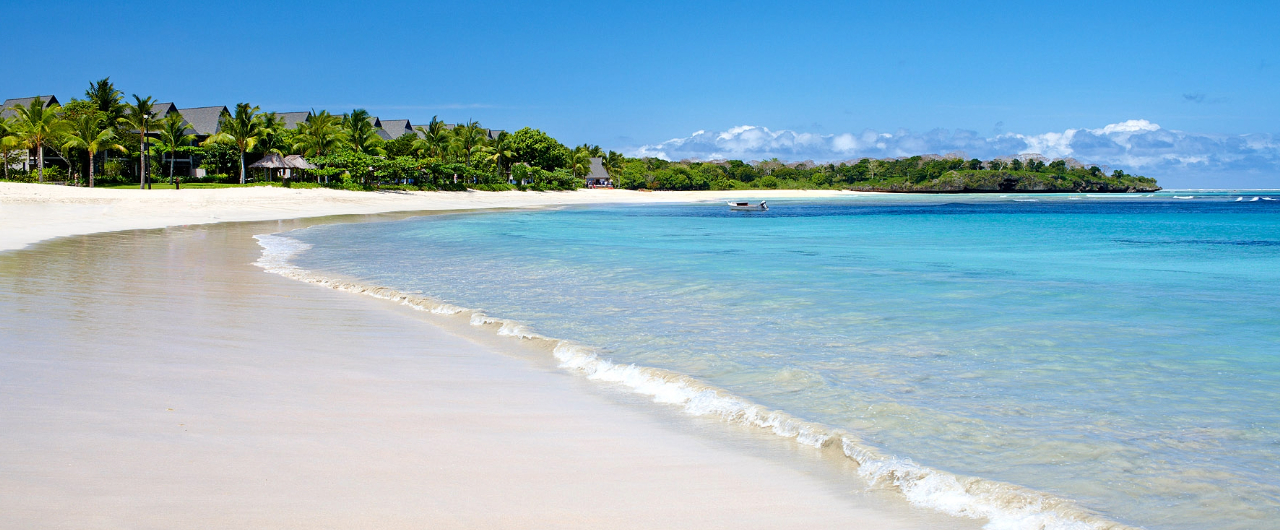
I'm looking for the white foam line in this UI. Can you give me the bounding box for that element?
[253,232,1138,530]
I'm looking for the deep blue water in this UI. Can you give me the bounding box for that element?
[286,192,1280,530]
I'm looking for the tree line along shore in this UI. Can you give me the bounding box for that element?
[1,77,1158,193]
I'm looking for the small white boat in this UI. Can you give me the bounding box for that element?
[728,200,768,211]
[1250,197,1260,202]
[1262,197,1276,201]
[1173,196,1194,199]
[1236,197,1244,201]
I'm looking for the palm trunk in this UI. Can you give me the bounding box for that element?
[37,144,44,183]
[88,150,95,188]
[239,150,246,185]
[170,156,177,190]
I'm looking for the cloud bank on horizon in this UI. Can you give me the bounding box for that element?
[631,120,1280,187]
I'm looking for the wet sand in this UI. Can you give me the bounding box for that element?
[0,218,975,529]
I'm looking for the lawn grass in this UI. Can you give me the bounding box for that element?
[101,182,285,190]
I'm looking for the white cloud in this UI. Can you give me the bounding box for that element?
[630,121,1280,187]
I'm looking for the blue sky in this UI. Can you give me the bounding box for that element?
[5,0,1279,187]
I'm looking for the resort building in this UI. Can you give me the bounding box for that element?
[2,95,64,172]
[585,157,613,188]
[176,106,228,139]
[3,91,513,180]
[277,111,311,130]
[378,119,414,140]
[0,95,60,119]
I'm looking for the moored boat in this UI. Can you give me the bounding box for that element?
[728,200,767,211]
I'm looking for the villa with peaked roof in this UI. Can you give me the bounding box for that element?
[1,95,60,119]
[585,157,613,188]
[3,91,516,180]
[3,95,66,172]
[177,106,228,138]
[151,102,181,120]
[379,119,414,140]
[277,111,311,130]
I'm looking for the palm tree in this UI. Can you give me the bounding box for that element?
[0,117,22,181]
[256,112,286,154]
[604,150,625,177]
[294,110,343,157]
[451,120,486,168]
[203,103,263,184]
[10,97,70,183]
[63,112,125,188]
[84,78,124,178]
[341,109,383,154]
[119,95,159,189]
[570,149,593,178]
[486,142,517,181]
[412,116,450,159]
[154,114,195,189]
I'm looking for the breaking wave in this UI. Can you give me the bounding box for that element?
[253,232,1137,530]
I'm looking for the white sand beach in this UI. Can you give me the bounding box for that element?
[0,184,971,529]
[0,182,865,252]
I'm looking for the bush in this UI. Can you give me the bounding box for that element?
[469,183,517,192]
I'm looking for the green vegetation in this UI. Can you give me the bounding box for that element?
[612,156,1159,192]
[1,77,1158,192]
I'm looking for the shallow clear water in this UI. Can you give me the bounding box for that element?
[288,192,1280,530]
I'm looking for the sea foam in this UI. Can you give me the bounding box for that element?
[253,232,1136,530]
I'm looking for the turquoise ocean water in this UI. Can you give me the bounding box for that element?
[277,192,1279,530]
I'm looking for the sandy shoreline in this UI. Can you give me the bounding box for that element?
[0,184,980,528]
[0,182,866,252]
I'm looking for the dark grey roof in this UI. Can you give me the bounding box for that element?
[380,119,414,140]
[151,102,180,120]
[277,111,311,130]
[487,129,505,141]
[586,157,610,181]
[177,106,229,136]
[1,95,59,118]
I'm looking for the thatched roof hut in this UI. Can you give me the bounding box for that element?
[284,155,316,169]
[249,153,289,169]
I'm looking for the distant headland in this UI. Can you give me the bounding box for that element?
[614,155,1159,193]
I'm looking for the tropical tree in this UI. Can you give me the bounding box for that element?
[63,112,124,188]
[85,77,125,122]
[506,127,571,170]
[604,150,625,177]
[340,109,383,154]
[293,110,343,157]
[119,95,160,188]
[570,149,593,178]
[451,120,487,167]
[154,113,195,188]
[486,141,516,180]
[256,111,287,155]
[0,117,22,180]
[203,102,263,184]
[10,97,70,183]
[413,116,450,159]
[83,78,125,179]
